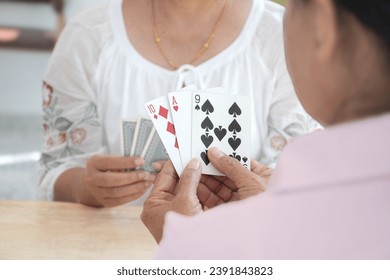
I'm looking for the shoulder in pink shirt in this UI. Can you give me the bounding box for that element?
[155,114,390,259]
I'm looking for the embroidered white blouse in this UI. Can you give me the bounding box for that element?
[38,0,319,203]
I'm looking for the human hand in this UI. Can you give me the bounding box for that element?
[250,159,273,185]
[151,160,168,172]
[81,155,156,207]
[141,159,203,243]
[197,147,268,209]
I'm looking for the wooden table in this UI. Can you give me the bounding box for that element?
[0,200,157,259]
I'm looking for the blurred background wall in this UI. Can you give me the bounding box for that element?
[0,0,285,201]
[0,0,108,115]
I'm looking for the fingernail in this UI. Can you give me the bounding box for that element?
[152,162,162,171]
[209,147,224,159]
[187,158,200,169]
[134,158,144,165]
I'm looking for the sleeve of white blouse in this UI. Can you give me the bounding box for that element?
[259,19,322,168]
[37,20,105,200]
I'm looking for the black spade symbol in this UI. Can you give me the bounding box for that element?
[195,104,200,111]
[201,151,210,165]
[201,134,214,148]
[229,152,242,162]
[228,119,241,134]
[242,157,248,163]
[201,100,214,115]
[228,102,242,117]
[228,137,241,151]
[201,117,214,131]
[214,126,227,141]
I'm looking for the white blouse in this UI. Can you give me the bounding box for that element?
[38,0,319,203]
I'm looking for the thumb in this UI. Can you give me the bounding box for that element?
[176,158,202,199]
[208,147,250,184]
[172,159,202,216]
[152,160,178,194]
[208,147,265,199]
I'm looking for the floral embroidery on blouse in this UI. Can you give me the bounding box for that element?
[40,81,100,180]
[271,135,287,151]
[284,123,305,138]
[269,115,322,153]
[42,81,53,108]
[70,128,87,145]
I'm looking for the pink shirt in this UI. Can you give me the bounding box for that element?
[155,114,390,259]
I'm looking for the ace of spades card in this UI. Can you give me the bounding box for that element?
[191,91,251,175]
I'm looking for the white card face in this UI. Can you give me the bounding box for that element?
[145,96,184,176]
[191,91,251,175]
[168,89,194,168]
[168,87,227,168]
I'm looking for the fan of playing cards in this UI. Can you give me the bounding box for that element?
[121,117,169,173]
[144,86,251,176]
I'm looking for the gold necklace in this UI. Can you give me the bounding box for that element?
[152,0,227,70]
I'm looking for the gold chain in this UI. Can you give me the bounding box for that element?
[152,0,227,70]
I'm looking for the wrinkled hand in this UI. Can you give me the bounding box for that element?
[142,149,270,243]
[141,159,203,243]
[82,155,156,207]
[251,160,273,185]
[197,147,269,209]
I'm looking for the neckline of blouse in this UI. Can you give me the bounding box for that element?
[109,0,263,77]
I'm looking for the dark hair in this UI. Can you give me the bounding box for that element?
[299,0,390,66]
[335,0,390,48]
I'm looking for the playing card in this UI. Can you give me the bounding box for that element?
[168,88,195,168]
[141,127,169,172]
[145,95,184,176]
[120,119,137,157]
[131,117,154,157]
[169,87,225,168]
[191,91,251,175]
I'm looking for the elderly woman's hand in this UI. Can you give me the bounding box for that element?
[142,147,270,243]
[197,147,269,209]
[81,155,156,207]
[141,159,203,243]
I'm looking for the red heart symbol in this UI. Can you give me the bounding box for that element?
[173,105,179,112]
